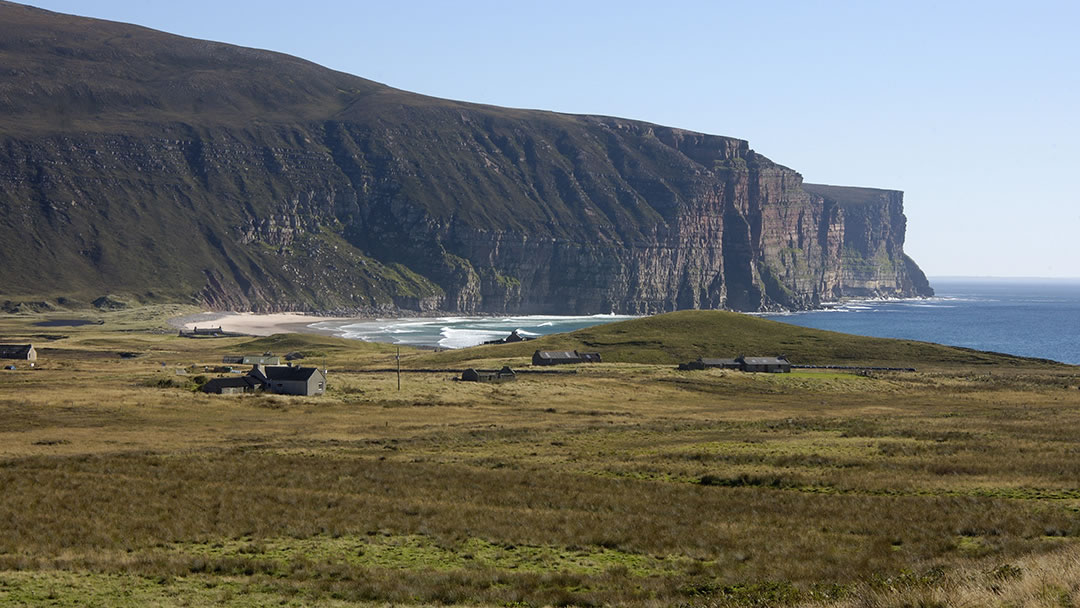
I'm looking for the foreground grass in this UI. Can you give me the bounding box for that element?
[0,308,1078,606]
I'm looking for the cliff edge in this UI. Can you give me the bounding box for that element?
[0,2,933,313]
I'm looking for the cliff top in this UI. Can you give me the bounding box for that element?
[802,183,902,207]
[0,0,750,153]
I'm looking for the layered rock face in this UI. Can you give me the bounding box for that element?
[0,2,932,313]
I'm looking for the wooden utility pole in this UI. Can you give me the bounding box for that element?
[396,346,401,390]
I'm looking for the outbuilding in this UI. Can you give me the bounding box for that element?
[223,354,281,365]
[251,364,326,396]
[0,344,36,361]
[737,356,791,373]
[532,350,603,366]
[201,376,261,395]
[681,357,740,370]
[461,366,517,383]
[483,330,534,345]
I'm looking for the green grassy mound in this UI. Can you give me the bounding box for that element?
[421,310,1058,369]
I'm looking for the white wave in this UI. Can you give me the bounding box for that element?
[306,314,640,348]
[438,327,508,349]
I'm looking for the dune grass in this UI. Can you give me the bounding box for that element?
[0,307,1078,606]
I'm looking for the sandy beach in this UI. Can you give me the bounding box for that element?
[172,312,350,337]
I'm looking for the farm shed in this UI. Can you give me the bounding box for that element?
[461,366,517,383]
[737,356,791,373]
[532,350,603,366]
[201,376,261,394]
[680,357,740,370]
[0,344,36,361]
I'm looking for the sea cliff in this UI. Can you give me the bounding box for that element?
[0,2,932,313]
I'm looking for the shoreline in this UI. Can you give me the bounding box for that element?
[170,312,353,338]
[166,298,939,340]
[165,311,639,347]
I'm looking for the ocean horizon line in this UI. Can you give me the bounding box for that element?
[927,275,1080,282]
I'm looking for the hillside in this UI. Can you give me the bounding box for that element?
[422,310,1047,369]
[0,2,932,314]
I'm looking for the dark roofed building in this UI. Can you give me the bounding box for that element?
[223,354,281,365]
[700,358,740,369]
[532,350,602,365]
[483,330,535,345]
[737,356,791,373]
[533,350,579,365]
[253,365,326,396]
[0,344,36,361]
[178,326,242,338]
[681,357,740,370]
[461,366,517,383]
[201,375,261,395]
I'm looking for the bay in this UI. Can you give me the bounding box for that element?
[307,279,1080,365]
[308,314,637,350]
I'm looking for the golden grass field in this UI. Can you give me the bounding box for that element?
[1,306,1079,607]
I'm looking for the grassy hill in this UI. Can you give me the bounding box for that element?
[419,310,1057,369]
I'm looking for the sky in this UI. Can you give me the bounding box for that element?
[26,1,1080,278]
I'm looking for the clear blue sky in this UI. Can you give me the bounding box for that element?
[27,1,1080,278]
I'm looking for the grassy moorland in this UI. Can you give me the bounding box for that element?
[0,308,1079,607]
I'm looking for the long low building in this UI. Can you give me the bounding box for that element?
[679,358,741,371]
[679,355,791,373]
[532,350,602,366]
[461,366,517,383]
[0,344,36,361]
[223,354,282,365]
[738,356,791,373]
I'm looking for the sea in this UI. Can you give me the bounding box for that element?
[760,278,1080,365]
[308,278,1080,364]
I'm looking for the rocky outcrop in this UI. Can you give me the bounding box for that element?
[0,2,932,313]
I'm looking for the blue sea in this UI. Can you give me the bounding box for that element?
[308,279,1080,364]
[762,278,1080,365]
